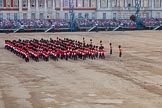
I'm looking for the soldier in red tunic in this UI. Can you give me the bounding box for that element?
[119,45,122,57]
[109,43,112,55]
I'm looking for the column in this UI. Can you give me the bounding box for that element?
[152,0,154,9]
[97,0,100,10]
[151,0,154,18]
[141,0,144,8]
[3,0,6,7]
[28,0,31,19]
[19,0,23,19]
[36,0,39,19]
[108,0,111,19]
[44,0,47,19]
[89,0,91,7]
[96,0,100,19]
[52,0,56,19]
[108,0,111,9]
[60,0,63,19]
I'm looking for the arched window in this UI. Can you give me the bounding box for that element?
[78,0,83,7]
[6,0,11,7]
[69,0,76,7]
[100,0,108,8]
[119,0,125,7]
[47,0,53,8]
[112,0,117,7]
[38,0,44,7]
[31,0,36,7]
[56,0,60,8]
[13,0,18,7]
[64,0,69,7]
[154,0,161,8]
[22,0,27,7]
[91,0,96,8]
[84,0,89,7]
[144,0,149,7]
[127,0,132,7]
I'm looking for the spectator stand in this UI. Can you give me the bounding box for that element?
[142,18,162,30]
[1,18,162,33]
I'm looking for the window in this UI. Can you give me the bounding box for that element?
[6,0,11,7]
[85,13,89,19]
[140,0,144,7]
[84,0,89,7]
[144,0,149,7]
[31,13,35,19]
[56,0,60,8]
[70,0,76,7]
[47,13,52,19]
[23,13,27,19]
[0,13,3,19]
[120,0,125,7]
[127,0,132,8]
[13,0,18,7]
[78,13,82,18]
[143,13,149,18]
[113,13,117,19]
[0,0,3,7]
[7,13,10,20]
[92,13,96,19]
[47,0,53,8]
[132,0,135,7]
[31,0,35,7]
[100,0,108,8]
[22,0,27,7]
[64,0,69,7]
[103,13,106,19]
[112,0,116,7]
[56,13,60,19]
[91,0,96,7]
[14,13,18,20]
[40,13,44,19]
[154,0,161,8]
[78,0,83,7]
[64,13,68,19]
[39,0,44,7]
[156,12,160,18]
[116,0,120,7]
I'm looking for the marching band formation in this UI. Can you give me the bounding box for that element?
[4,37,107,62]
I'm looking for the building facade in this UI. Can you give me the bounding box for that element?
[0,0,162,20]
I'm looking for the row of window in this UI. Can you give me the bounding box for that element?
[64,12,96,19]
[0,0,96,8]
[0,13,19,19]
[0,0,27,7]
[0,12,97,19]
[0,12,161,20]
[101,0,162,8]
[1,0,162,8]
[31,12,96,19]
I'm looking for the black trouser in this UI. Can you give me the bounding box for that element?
[110,49,112,55]
[119,52,122,57]
[25,57,29,62]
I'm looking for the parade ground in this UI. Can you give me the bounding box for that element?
[0,31,162,108]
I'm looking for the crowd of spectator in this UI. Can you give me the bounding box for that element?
[76,19,135,28]
[0,20,21,29]
[142,18,162,27]
[0,18,162,30]
[50,19,70,29]
[0,19,70,30]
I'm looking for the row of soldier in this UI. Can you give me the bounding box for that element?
[5,37,107,62]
